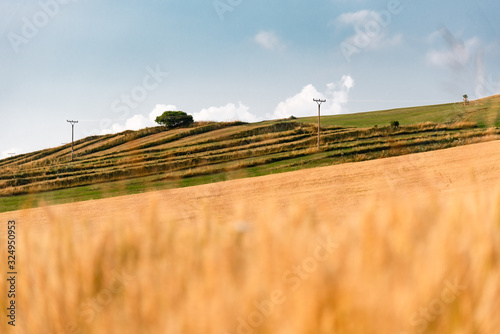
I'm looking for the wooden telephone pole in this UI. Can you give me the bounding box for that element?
[313,99,326,149]
[67,120,78,161]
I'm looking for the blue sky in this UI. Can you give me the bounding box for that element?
[1,0,499,159]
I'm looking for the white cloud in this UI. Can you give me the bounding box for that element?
[99,102,260,136]
[383,33,403,47]
[254,30,285,51]
[148,104,179,123]
[426,29,481,68]
[336,9,403,54]
[270,75,355,119]
[123,114,150,131]
[272,85,324,119]
[101,104,178,135]
[193,102,260,123]
[337,10,376,26]
[424,29,500,99]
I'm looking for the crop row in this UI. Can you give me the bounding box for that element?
[1,125,495,196]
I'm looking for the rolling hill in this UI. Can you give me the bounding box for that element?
[2,140,499,334]
[3,139,498,229]
[0,95,499,212]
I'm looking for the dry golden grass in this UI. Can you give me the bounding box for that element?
[0,183,499,333]
[1,142,499,333]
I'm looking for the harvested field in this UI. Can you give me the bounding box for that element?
[0,141,499,333]
[2,140,498,232]
[1,120,498,212]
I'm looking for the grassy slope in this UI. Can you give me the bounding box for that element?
[0,96,499,212]
[298,95,500,128]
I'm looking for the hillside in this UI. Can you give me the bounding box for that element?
[0,95,499,212]
[3,140,498,229]
[2,141,499,334]
[298,94,500,128]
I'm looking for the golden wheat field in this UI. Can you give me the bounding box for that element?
[0,141,499,333]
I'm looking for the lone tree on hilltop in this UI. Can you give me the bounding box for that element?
[155,111,194,129]
[463,94,469,106]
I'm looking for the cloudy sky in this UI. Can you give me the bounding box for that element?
[1,0,500,159]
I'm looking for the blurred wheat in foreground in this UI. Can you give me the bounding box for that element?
[1,186,499,334]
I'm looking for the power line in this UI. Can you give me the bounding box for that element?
[313,99,326,149]
[67,120,78,162]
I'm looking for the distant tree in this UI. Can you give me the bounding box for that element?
[463,94,469,106]
[390,120,400,128]
[155,111,194,129]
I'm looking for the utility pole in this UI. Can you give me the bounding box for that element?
[67,120,78,161]
[313,99,326,149]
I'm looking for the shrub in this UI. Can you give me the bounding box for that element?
[155,111,194,129]
[390,120,400,128]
